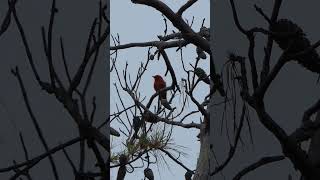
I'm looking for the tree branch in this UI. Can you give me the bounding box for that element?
[233,155,285,180]
[131,0,211,54]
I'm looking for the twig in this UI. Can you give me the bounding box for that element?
[12,67,60,180]
[233,156,285,180]
[177,0,198,16]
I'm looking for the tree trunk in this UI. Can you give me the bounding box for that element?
[193,128,211,180]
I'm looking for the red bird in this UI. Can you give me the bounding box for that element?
[153,75,172,110]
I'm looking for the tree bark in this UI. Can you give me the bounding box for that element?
[193,128,211,180]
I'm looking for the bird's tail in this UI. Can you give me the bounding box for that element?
[203,76,210,84]
[160,99,173,110]
[159,90,167,100]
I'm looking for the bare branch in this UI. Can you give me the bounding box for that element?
[177,0,198,16]
[131,0,211,54]
[233,155,285,180]
[0,137,82,173]
[260,0,283,82]
[159,148,193,172]
[210,104,246,175]
[12,67,60,180]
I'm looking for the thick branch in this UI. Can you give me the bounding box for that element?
[177,0,198,16]
[260,0,283,82]
[254,105,320,179]
[111,39,188,51]
[131,0,211,54]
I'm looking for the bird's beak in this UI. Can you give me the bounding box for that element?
[152,76,155,78]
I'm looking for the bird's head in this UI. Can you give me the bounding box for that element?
[152,75,163,80]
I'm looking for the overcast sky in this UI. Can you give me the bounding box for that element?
[1,0,319,180]
[110,0,209,180]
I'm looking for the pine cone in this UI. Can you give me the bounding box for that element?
[117,155,128,180]
[185,171,193,180]
[142,111,158,123]
[132,116,142,132]
[271,19,320,74]
[144,168,154,180]
[196,47,207,59]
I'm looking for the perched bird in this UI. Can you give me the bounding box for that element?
[153,75,173,110]
[144,168,154,180]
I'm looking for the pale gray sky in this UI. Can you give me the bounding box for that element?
[110,1,209,180]
[110,1,320,180]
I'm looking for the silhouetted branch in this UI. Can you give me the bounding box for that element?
[177,0,198,16]
[210,104,246,175]
[253,5,271,24]
[62,148,77,175]
[12,3,42,84]
[5,1,110,179]
[11,67,60,180]
[233,155,285,180]
[260,0,282,82]
[59,37,72,83]
[0,137,82,173]
[131,0,211,54]
[0,0,17,37]
[111,39,188,51]
[159,148,193,172]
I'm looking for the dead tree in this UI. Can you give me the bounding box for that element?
[0,0,109,179]
[109,1,221,180]
[110,1,320,180]
[207,1,320,180]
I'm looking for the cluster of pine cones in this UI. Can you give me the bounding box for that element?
[271,19,320,74]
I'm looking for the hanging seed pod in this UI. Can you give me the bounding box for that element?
[132,116,142,132]
[200,26,210,40]
[142,111,158,123]
[149,54,154,60]
[196,47,207,59]
[271,19,320,74]
[132,116,142,138]
[194,67,210,84]
[144,168,154,180]
[119,154,128,165]
[111,126,120,137]
[117,154,128,180]
[185,171,193,180]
